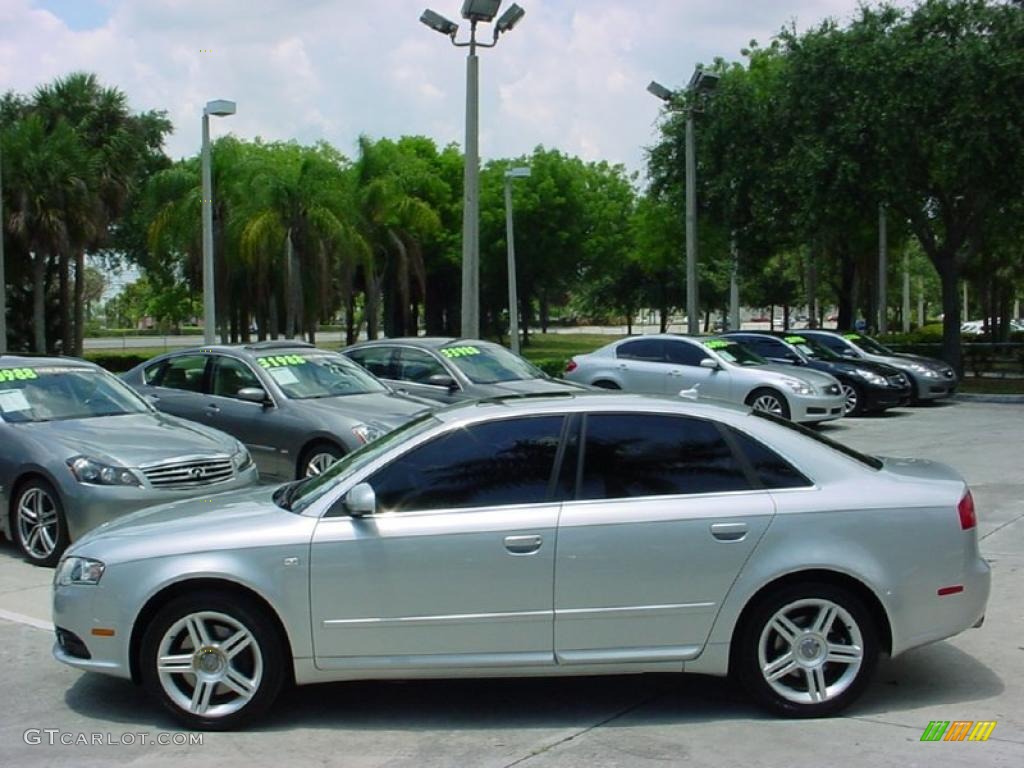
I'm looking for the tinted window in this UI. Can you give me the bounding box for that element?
[143,362,164,384]
[158,355,208,392]
[347,347,396,379]
[664,341,706,366]
[367,416,565,512]
[579,413,751,500]
[751,410,883,470]
[617,339,665,362]
[396,348,447,384]
[211,356,262,399]
[726,426,813,489]
[811,334,851,355]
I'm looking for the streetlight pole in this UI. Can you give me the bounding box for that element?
[504,167,529,353]
[421,2,526,340]
[0,132,6,354]
[201,99,235,345]
[648,68,718,336]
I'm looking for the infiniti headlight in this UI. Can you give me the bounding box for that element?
[232,443,254,471]
[67,457,141,487]
[780,378,814,396]
[854,368,888,386]
[55,557,105,586]
[904,362,939,378]
[351,423,386,445]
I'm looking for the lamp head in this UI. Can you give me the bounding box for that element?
[204,99,236,117]
[420,8,459,35]
[495,3,525,33]
[461,0,502,22]
[646,81,673,102]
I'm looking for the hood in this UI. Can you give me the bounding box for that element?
[814,359,907,377]
[69,485,315,562]
[483,377,588,395]
[16,412,236,467]
[887,353,954,372]
[297,391,434,429]
[754,363,840,388]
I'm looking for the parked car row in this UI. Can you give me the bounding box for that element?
[562,330,957,418]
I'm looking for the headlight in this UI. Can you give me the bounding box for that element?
[904,362,939,378]
[780,378,814,396]
[232,444,254,471]
[854,368,888,386]
[55,556,105,586]
[351,424,386,445]
[67,457,140,486]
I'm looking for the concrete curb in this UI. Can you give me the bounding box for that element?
[954,393,1024,404]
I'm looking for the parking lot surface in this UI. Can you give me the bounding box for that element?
[1,401,1021,767]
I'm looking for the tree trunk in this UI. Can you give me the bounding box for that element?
[365,269,381,341]
[520,287,532,347]
[937,256,963,374]
[783,303,790,330]
[59,252,71,354]
[626,310,633,336]
[769,304,775,332]
[73,250,85,356]
[268,297,279,340]
[837,245,855,329]
[540,291,549,334]
[806,245,819,329]
[346,292,357,345]
[33,254,47,353]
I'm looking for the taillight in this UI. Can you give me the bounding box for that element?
[564,359,578,373]
[958,491,976,530]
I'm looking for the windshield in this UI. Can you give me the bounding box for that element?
[285,413,442,513]
[783,335,841,362]
[842,333,893,355]
[751,410,883,470]
[255,352,386,399]
[704,339,766,366]
[440,343,545,384]
[0,366,151,424]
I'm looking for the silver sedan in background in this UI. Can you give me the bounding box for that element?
[564,334,845,423]
[0,356,258,566]
[53,392,988,729]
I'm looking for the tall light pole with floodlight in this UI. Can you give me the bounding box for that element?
[420,1,526,339]
[504,166,529,354]
[648,68,719,335]
[201,99,235,344]
[0,131,6,353]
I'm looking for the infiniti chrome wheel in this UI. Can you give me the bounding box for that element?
[156,611,264,719]
[841,384,860,415]
[752,394,785,416]
[305,452,338,477]
[16,487,59,560]
[757,598,864,705]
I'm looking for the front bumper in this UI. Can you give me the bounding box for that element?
[52,578,134,680]
[788,392,846,424]
[907,372,958,400]
[61,464,259,541]
[861,383,913,411]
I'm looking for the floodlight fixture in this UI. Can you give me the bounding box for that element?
[461,0,502,22]
[646,80,673,102]
[421,9,459,36]
[495,3,525,33]
[505,166,531,178]
[204,99,236,117]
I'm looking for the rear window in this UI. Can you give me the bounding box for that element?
[751,410,883,470]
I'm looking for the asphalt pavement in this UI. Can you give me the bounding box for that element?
[0,401,1021,767]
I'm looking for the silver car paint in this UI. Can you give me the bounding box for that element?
[53,394,989,689]
[564,335,845,423]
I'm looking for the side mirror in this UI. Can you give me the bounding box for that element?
[840,349,859,359]
[237,387,269,405]
[699,358,720,370]
[344,483,376,517]
[427,373,457,391]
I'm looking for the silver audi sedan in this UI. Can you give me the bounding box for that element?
[0,356,258,566]
[53,392,988,730]
[564,334,845,423]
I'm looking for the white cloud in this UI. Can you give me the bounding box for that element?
[6,0,912,172]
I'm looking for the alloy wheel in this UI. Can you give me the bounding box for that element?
[16,488,59,560]
[841,384,859,415]
[752,394,785,416]
[757,598,864,705]
[305,452,338,477]
[156,610,264,719]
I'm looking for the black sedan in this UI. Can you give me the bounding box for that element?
[722,331,912,415]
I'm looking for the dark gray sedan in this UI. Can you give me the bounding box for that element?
[123,342,435,480]
[343,337,586,403]
[0,356,258,566]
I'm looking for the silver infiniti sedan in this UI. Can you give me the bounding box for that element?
[123,342,436,480]
[0,356,258,566]
[53,392,989,730]
[564,334,845,423]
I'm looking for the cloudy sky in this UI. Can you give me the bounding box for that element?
[3,0,883,175]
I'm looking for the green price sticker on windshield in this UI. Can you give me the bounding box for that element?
[441,346,480,359]
[702,340,730,350]
[0,368,38,382]
[256,354,307,368]
[784,336,806,344]
[842,333,861,340]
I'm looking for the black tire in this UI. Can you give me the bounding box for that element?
[297,441,344,479]
[745,388,792,420]
[591,380,621,390]
[839,381,865,417]
[140,591,285,731]
[735,582,879,718]
[11,478,70,567]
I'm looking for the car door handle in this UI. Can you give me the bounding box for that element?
[503,534,543,555]
[710,522,748,541]
[669,369,683,376]
[205,403,220,414]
